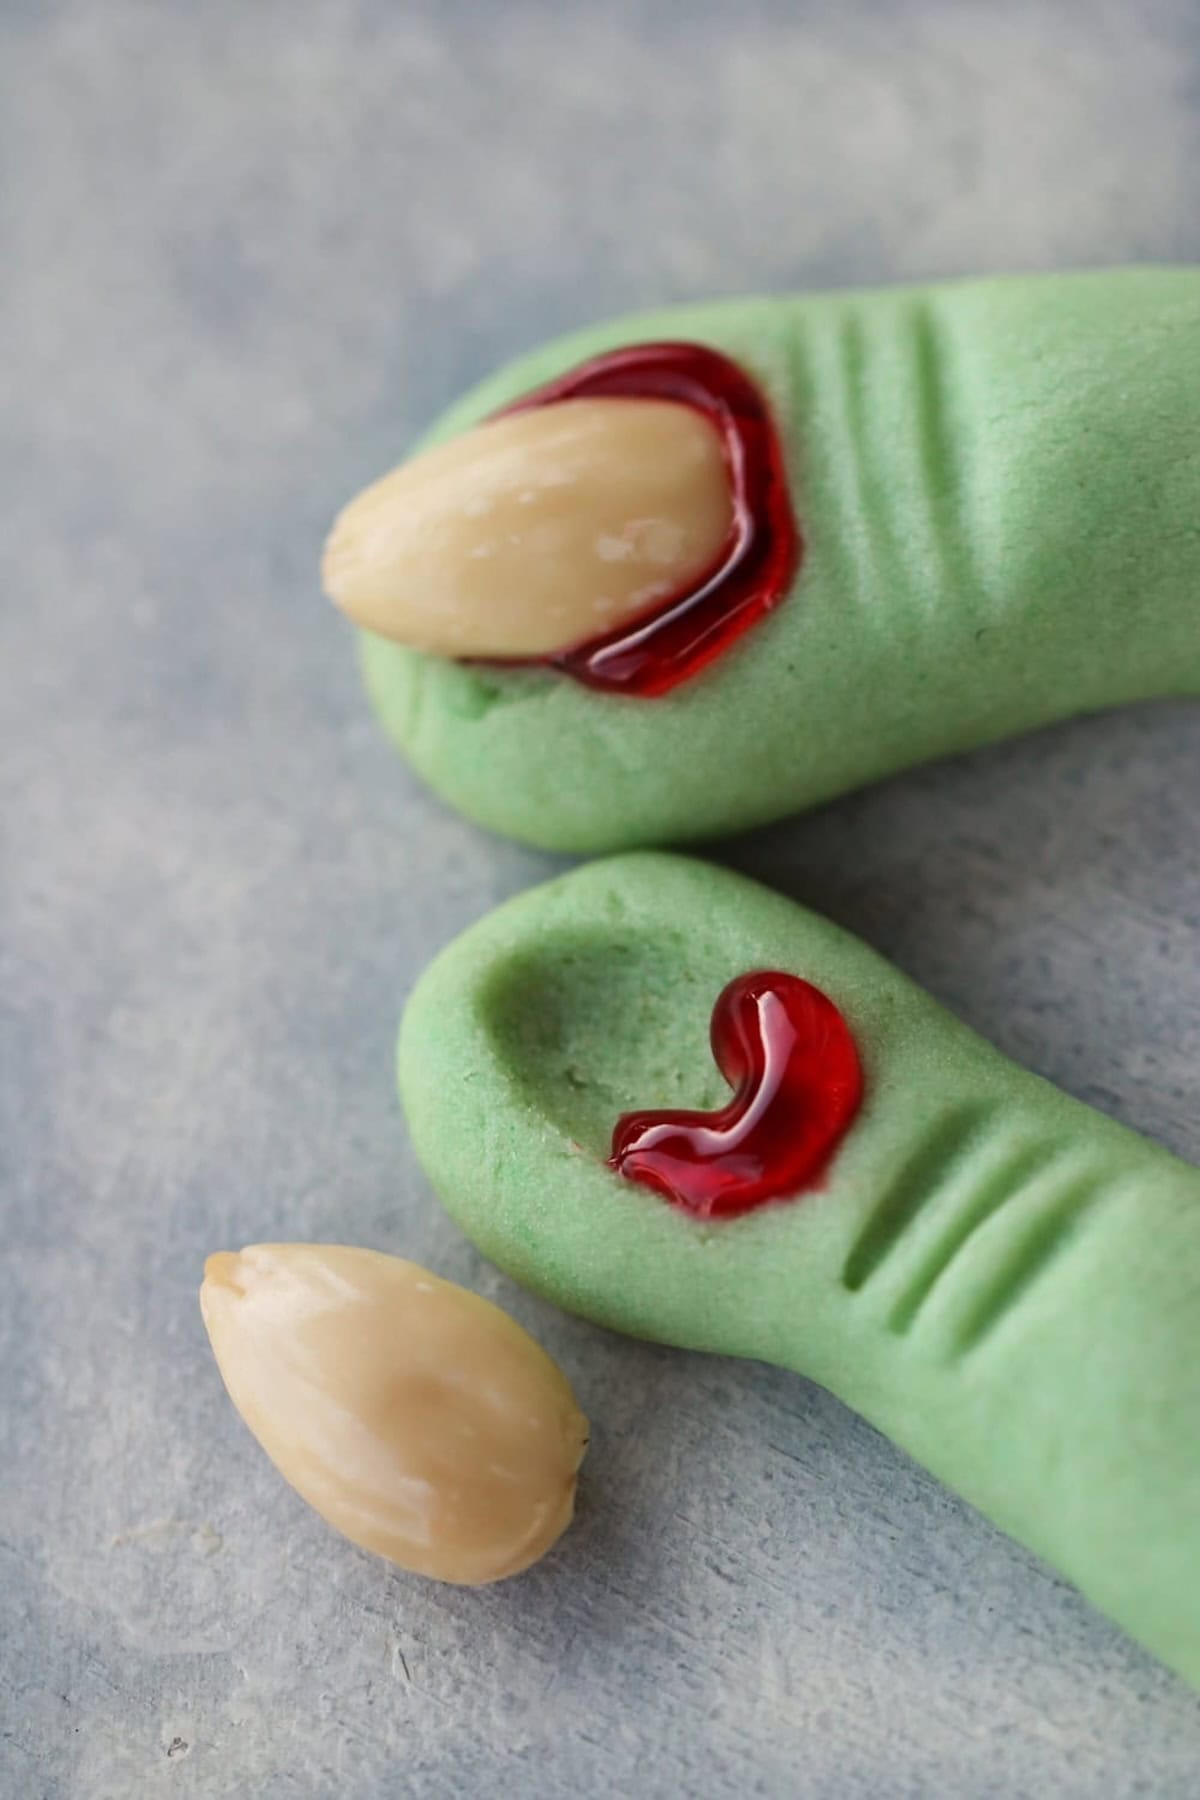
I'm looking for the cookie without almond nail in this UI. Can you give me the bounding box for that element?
[398,852,1200,1688]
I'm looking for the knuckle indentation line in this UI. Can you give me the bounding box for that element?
[842,1103,994,1293]
[886,1138,1055,1333]
[953,1174,1102,1354]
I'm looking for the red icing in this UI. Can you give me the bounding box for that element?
[497,342,800,697]
[609,971,863,1219]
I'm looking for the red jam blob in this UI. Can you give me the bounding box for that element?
[498,342,800,697]
[609,971,863,1219]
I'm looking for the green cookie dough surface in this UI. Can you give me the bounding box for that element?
[400,853,1200,1688]
[362,268,1200,852]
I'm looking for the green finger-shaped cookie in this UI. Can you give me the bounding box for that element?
[399,853,1200,1688]
[361,268,1200,852]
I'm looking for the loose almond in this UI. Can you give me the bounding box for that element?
[201,1243,588,1584]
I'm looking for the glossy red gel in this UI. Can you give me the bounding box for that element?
[499,343,801,697]
[609,972,863,1218]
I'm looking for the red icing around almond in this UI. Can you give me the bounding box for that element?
[498,342,800,697]
[609,971,863,1218]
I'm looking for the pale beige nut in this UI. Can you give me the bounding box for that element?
[200,1243,588,1584]
[321,397,734,658]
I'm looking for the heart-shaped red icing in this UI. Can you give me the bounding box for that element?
[609,971,864,1219]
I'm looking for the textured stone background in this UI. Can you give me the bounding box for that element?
[3,2,1200,1795]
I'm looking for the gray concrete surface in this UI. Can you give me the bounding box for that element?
[3,1,1200,1794]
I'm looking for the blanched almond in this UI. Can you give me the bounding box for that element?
[201,1244,588,1584]
[322,398,733,657]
